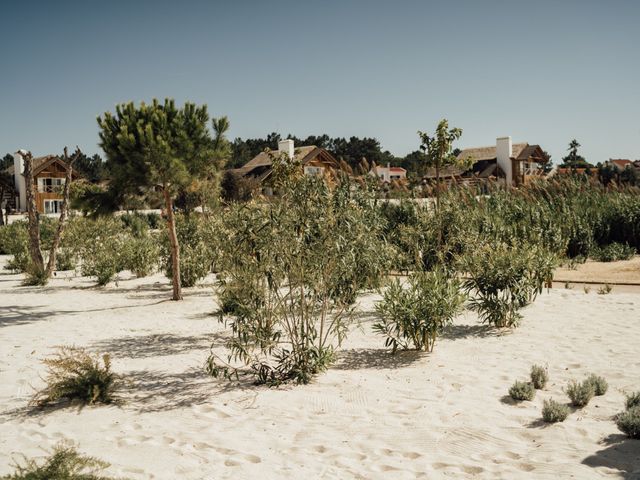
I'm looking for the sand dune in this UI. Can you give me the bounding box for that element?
[1,255,639,479]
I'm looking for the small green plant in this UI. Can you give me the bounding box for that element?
[625,391,640,410]
[1,442,121,480]
[509,380,536,401]
[585,374,608,396]
[55,248,77,271]
[564,281,573,289]
[121,234,160,278]
[583,285,591,294]
[530,365,548,389]
[615,406,640,439]
[566,379,595,407]
[374,270,465,353]
[462,243,556,328]
[542,398,570,423]
[597,284,612,295]
[590,242,635,262]
[31,346,119,407]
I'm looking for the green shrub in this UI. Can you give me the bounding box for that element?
[625,391,640,410]
[590,242,635,262]
[542,398,570,423]
[585,374,608,396]
[162,214,217,288]
[55,248,76,271]
[566,379,595,407]
[509,380,535,401]
[463,243,556,328]
[0,222,30,272]
[530,365,548,389]
[209,159,387,385]
[120,234,160,277]
[373,270,465,353]
[31,346,119,407]
[615,406,640,439]
[1,442,121,480]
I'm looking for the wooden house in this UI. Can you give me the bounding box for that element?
[231,140,340,193]
[5,152,79,214]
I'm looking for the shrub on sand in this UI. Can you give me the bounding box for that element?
[1,442,120,480]
[542,398,570,423]
[374,270,465,353]
[31,347,119,407]
[616,406,640,439]
[530,365,548,389]
[585,374,608,396]
[625,391,640,410]
[566,379,595,407]
[509,381,535,401]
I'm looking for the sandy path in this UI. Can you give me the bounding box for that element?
[0,255,639,479]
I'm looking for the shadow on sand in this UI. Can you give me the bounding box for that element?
[582,433,640,479]
[334,348,424,370]
[91,332,227,359]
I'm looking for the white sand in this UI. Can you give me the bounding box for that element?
[1,254,639,479]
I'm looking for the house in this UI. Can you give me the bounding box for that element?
[5,151,78,214]
[607,159,638,172]
[370,164,407,183]
[455,137,549,186]
[232,140,341,192]
[420,137,548,187]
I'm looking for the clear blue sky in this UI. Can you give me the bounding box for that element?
[1,0,638,164]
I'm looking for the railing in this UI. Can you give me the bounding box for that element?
[37,185,64,193]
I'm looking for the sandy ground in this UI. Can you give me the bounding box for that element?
[1,255,639,479]
[555,257,640,286]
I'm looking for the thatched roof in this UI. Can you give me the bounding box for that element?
[4,155,61,176]
[233,146,338,178]
[457,143,548,164]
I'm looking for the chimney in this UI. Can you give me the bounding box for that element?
[496,137,513,185]
[278,139,294,160]
[13,150,28,211]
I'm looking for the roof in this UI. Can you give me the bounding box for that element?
[457,143,547,163]
[233,146,338,178]
[389,167,406,172]
[5,155,60,176]
[609,159,633,170]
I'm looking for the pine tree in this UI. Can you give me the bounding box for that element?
[97,99,227,300]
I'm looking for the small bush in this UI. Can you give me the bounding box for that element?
[1,442,119,480]
[590,242,635,262]
[509,380,536,401]
[625,391,640,410]
[542,398,570,423]
[585,374,608,396]
[31,346,119,407]
[55,248,77,271]
[462,243,556,328]
[374,270,465,353]
[615,406,640,439]
[566,379,595,407]
[597,283,613,295]
[120,234,160,278]
[530,365,548,389]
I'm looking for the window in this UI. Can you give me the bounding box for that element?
[37,177,65,193]
[304,166,325,176]
[44,200,63,214]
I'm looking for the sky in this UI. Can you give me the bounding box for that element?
[1,0,639,164]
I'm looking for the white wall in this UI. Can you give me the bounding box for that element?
[12,151,27,212]
[496,137,513,186]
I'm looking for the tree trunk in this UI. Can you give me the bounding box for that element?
[163,186,182,300]
[45,147,77,278]
[23,152,45,276]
